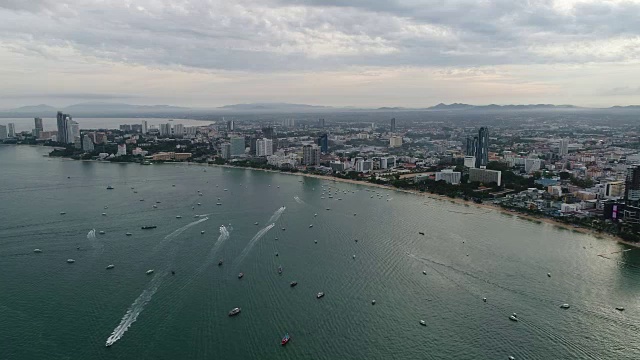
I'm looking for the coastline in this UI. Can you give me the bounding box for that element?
[203,163,640,249]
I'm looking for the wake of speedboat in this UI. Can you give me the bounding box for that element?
[293,196,305,205]
[87,229,96,240]
[87,228,103,254]
[105,274,164,347]
[268,206,286,223]
[153,217,209,251]
[233,223,275,267]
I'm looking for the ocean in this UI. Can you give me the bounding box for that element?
[1,145,639,359]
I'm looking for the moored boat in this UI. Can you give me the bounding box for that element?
[290,281,297,287]
[141,225,157,230]
[316,292,324,299]
[146,269,154,275]
[106,264,114,269]
[238,272,244,279]
[281,333,290,346]
[228,307,241,316]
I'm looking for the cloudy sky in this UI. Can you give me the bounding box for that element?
[1,0,639,108]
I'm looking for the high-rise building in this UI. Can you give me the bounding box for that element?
[559,139,569,157]
[625,166,640,205]
[389,136,403,147]
[317,133,328,153]
[159,123,171,136]
[117,144,127,156]
[230,136,245,156]
[475,127,489,168]
[82,134,94,152]
[173,124,184,138]
[302,145,320,166]
[56,111,74,143]
[318,118,325,128]
[71,121,80,141]
[256,138,273,157]
[34,117,43,138]
[141,120,148,134]
[282,119,295,127]
[435,169,462,185]
[469,168,501,186]
[221,143,231,159]
[390,118,396,133]
[0,125,7,140]
[227,119,234,131]
[466,136,478,156]
[7,123,15,137]
[524,158,542,173]
[262,126,275,139]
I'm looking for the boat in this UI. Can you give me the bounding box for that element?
[560,304,570,309]
[197,202,201,205]
[224,189,228,191]
[314,240,317,244]
[326,208,330,210]
[104,206,108,209]
[107,186,114,190]
[238,272,244,279]
[33,249,42,253]
[372,300,376,305]
[509,357,515,360]
[139,199,144,201]
[547,273,551,277]
[419,232,425,235]
[281,333,290,346]
[228,307,241,316]
[218,259,223,266]
[483,297,487,302]
[254,222,259,225]
[275,252,279,256]
[509,315,518,321]
[171,270,175,275]
[201,231,205,234]
[275,237,279,240]
[422,270,427,275]
[125,232,132,236]
[420,320,426,326]
[141,225,157,230]
[176,215,182,219]
[106,264,114,269]
[354,213,357,216]
[67,259,75,263]
[172,184,176,187]
[314,213,317,217]
[99,231,105,235]
[60,212,66,215]
[133,191,138,194]
[146,269,154,275]
[616,307,625,311]
[352,255,356,259]
[309,224,313,228]
[278,266,282,274]
[316,292,324,299]
[290,281,297,287]
[102,212,107,216]
[216,203,222,205]
[354,239,358,242]
[282,228,286,231]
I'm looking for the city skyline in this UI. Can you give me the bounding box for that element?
[1,1,640,108]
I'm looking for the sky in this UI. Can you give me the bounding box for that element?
[1,0,639,108]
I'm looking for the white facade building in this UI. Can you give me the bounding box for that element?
[435,169,461,185]
[389,136,403,147]
[256,138,273,157]
[117,144,127,156]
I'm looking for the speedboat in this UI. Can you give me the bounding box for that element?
[156,201,161,204]
[146,269,154,275]
[326,208,330,210]
[216,203,222,205]
[314,240,317,244]
[290,281,297,287]
[509,314,518,321]
[102,213,107,216]
[67,259,75,263]
[282,228,286,231]
[33,249,42,253]
[352,255,356,259]
[254,222,259,225]
[125,232,132,236]
[106,186,114,190]
[278,266,282,274]
[281,333,290,346]
[139,199,144,202]
[483,297,487,302]
[423,270,427,275]
[275,237,279,240]
[309,224,313,228]
[104,206,108,209]
[99,231,105,235]
[616,307,625,311]
[560,304,570,309]
[238,272,244,279]
[141,225,157,230]
[224,189,228,191]
[372,300,376,305]
[176,215,182,219]
[197,203,201,206]
[419,232,425,235]
[420,320,426,326]
[106,264,114,269]
[547,273,551,277]
[201,231,205,234]
[275,252,279,257]
[172,184,176,187]
[218,259,223,266]
[314,213,317,217]
[228,307,241,316]
[316,292,324,299]
[60,212,66,215]
[354,213,357,216]
[153,205,157,208]
[509,357,515,360]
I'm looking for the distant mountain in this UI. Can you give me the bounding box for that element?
[218,103,333,111]
[63,102,189,113]
[427,103,579,111]
[0,102,191,117]
[5,104,58,113]
[609,105,640,109]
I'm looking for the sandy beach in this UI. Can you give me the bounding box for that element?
[201,163,640,249]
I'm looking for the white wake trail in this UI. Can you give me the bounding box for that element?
[87,229,96,240]
[105,274,164,347]
[233,223,275,267]
[269,206,286,223]
[105,217,209,347]
[293,196,305,205]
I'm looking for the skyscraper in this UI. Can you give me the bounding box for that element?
[625,166,640,206]
[227,119,234,131]
[559,139,569,157]
[318,118,325,128]
[475,127,489,168]
[262,126,275,139]
[466,136,478,156]
[302,145,320,166]
[34,117,43,138]
[221,143,231,159]
[141,120,148,134]
[256,138,273,157]
[230,136,245,156]
[56,111,74,143]
[82,134,94,152]
[173,124,184,138]
[0,125,7,140]
[7,123,15,137]
[390,118,396,133]
[317,133,328,153]
[159,123,171,136]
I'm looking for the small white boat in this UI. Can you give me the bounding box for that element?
[314,240,317,244]
[125,233,132,236]
[146,269,154,275]
[317,292,325,299]
[419,320,426,326]
[282,228,286,231]
[216,203,222,205]
[254,222,259,225]
[314,213,317,217]
[326,208,330,210]
[99,231,105,235]
[309,224,313,228]
[224,189,228,191]
[60,212,66,215]
[372,300,376,305]
[352,255,356,259]
[153,205,157,208]
[422,270,426,275]
[616,307,625,311]
[33,249,42,253]
[509,315,518,322]
[509,357,515,360]
[483,297,487,302]
[176,215,182,219]
[201,231,205,234]
[321,197,325,199]
[547,273,551,277]
[67,259,75,263]
[106,264,114,269]
[102,213,107,216]
[104,206,108,209]
[354,213,357,216]
[560,304,570,309]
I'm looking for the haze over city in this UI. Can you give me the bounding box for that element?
[2,0,640,108]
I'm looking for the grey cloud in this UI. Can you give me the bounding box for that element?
[600,86,640,96]
[1,93,140,100]
[0,0,638,74]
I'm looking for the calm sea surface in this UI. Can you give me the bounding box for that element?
[1,145,640,359]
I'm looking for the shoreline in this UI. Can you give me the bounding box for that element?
[202,163,640,249]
